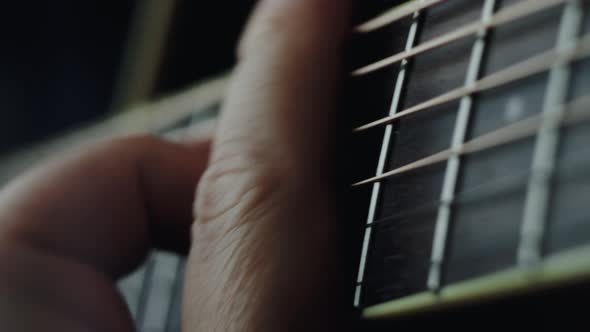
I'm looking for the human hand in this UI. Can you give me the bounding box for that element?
[0,0,351,331]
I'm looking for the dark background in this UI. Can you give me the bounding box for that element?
[0,0,257,155]
[0,0,396,155]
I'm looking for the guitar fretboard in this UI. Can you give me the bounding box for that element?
[349,0,590,317]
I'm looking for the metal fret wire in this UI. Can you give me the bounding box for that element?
[352,0,569,76]
[135,257,156,328]
[353,3,424,308]
[141,254,181,331]
[164,261,186,332]
[427,0,497,292]
[518,0,586,267]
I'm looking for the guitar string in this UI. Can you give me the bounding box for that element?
[352,0,569,76]
[352,94,590,187]
[367,150,590,229]
[355,0,444,33]
[354,32,590,132]
[367,167,530,228]
[358,143,590,286]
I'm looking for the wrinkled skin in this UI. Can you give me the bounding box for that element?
[0,0,351,331]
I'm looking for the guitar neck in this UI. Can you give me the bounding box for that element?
[349,0,590,318]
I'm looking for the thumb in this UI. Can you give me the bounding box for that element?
[184,0,351,331]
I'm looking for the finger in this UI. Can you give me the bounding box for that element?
[214,0,351,177]
[0,135,210,277]
[185,0,351,330]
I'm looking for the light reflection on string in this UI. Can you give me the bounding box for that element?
[352,94,590,187]
[352,0,569,76]
[354,33,590,132]
[362,142,590,230]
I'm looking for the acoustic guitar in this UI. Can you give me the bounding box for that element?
[1,0,590,330]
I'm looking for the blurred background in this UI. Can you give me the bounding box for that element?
[0,0,399,156]
[0,0,258,155]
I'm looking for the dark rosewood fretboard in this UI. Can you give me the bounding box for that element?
[347,0,590,317]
